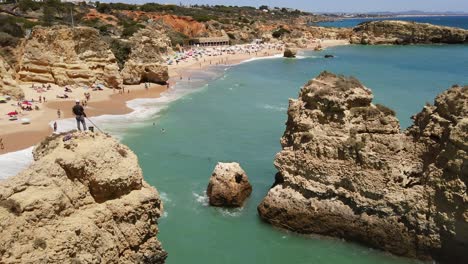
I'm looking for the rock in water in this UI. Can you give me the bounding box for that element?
[350,20,468,45]
[207,162,252,207]
[283,48,297,58]
[324,54,334,58]
[0,132,167,263]
[258,71,467,263]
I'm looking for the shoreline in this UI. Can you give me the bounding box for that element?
[0,40,346,157]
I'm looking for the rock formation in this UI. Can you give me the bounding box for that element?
[350,20,468,45]
[207,162,252,207]
[0,56,23,99]
[0,132,167,263]
[283,48,297,58]
[258,71,467,263]
[17,26,122,88]
[121,27,171,85]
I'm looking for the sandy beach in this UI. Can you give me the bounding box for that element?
[0,40,347,155]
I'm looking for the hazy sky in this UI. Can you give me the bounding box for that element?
[119,0,468,13]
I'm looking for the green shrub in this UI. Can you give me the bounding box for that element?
[167,31,189,47]
[0,32,19,47]
[272,27,290,38]
[106,38,131,69]
[375,104,396,116]
[192,14,218,22]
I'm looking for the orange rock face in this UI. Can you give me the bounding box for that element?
[121,11,207,37]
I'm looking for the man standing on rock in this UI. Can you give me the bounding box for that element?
[72,99,87,131]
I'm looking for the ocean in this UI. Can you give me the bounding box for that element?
[118,44,467,264]
[1,19,467,263]
[317,15,468,29]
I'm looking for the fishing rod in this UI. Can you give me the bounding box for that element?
[85,117,104,134]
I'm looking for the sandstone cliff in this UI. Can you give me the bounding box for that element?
[17,26,122,88]
[0,132,167,263]
[350,20,468,45]
[0,56,23,99]
[258,72,467,263]
[121,26,170,85]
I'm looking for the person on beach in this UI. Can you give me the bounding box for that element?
[72,99,87,131]
[0,138,4,150]
[57,109,61,118]
[53,121,57,132]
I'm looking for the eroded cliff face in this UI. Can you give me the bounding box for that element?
[0,132,167,263]
[0,56,22,99]
[121,26,170,85]
[350,20,468,45]
[258,72,467,262]
[17,26,122,88]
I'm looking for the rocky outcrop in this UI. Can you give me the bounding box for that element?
[350,20,468,45]
[207,162,252,207]
[0,56,23,99]
[0,132,167,263]
[283,48,297,58]
[17,26,122,88]
[258,71,467,263]
[121,27,170,85]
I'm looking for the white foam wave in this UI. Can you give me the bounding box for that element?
[193,191,209,206]
[0,147,34,180]
[161,211,168,219]
[217,207,244,217]
[261,104,288,112]
[0,69,220,180]
[159,192,172,204]
[238,53,283,64]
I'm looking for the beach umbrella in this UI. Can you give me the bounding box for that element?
[7,111,17,116]
[22,101,32,106]
[0,97,6,103]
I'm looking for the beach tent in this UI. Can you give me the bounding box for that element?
[0,97,6,103]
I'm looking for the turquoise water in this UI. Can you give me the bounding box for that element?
[122,45,468,264]
[317,15,468,29]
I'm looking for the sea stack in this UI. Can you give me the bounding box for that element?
[258,71,467,263]
[0,132,167,263]
[283,48,297,58]
[207,162,252,207]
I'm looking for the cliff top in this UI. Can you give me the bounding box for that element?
[0,132,166,263]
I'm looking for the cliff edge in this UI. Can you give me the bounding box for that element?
[350,20,468,45]
[258,71,467,263]
[0,132,167,263]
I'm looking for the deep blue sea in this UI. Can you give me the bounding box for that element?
[117,44,468,264]
[317,15,468,29]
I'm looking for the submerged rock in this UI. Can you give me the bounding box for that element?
[258,71,467,263]
[207,162,252,207]
[0,132,167,263]
[324,54,334,58]
[283,48,297,58]
[351,20,468,45]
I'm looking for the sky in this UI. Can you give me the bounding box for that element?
[119,0,468,13]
